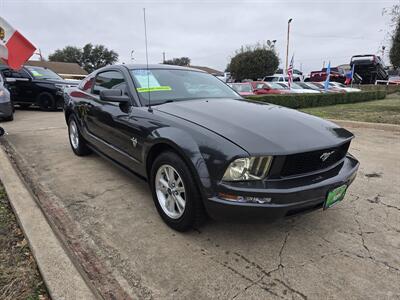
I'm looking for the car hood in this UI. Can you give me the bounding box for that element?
[155,98,354,155]
[38,78,79,86]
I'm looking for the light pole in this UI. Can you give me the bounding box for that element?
[285,18,293,73]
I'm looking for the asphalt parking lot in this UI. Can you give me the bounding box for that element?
[1,110,400,299]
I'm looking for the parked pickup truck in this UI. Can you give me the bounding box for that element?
[309,67,346,83]
[350,55,389,84]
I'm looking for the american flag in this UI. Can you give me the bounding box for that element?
[287,55,294,89]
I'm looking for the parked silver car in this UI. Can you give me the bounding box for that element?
[0,74,13,121]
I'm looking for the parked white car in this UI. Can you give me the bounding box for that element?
[277,82,320,94]
[329,82,361,92]
[263,74,302,83]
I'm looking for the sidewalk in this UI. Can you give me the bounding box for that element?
[0,145,98,300]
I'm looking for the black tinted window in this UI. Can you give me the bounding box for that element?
[93,71,126,95]
[1,68,30,79]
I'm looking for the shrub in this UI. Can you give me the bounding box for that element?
[359,84,400,94]
[245,91,387,109]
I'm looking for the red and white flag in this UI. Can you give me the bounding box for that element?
[287,55,294,89]
[0,16,36,70]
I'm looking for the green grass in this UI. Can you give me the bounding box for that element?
[0,184,49,300]
[301,93,400,125]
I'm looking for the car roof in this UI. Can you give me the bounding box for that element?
[123,64,206,72]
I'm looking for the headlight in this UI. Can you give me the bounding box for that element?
[222,156,273,181]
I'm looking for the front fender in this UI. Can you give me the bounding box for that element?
[145,127,213,198]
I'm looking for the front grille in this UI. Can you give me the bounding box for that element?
[280,142,350,177]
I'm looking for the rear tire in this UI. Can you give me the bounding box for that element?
[68,115,91,156]
[150,151,205,231]
[38,93,57,111]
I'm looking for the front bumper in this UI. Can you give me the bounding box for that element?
[0,102,13,119]
[204,155,359,221]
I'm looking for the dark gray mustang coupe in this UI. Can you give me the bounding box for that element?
[64,64,359,231]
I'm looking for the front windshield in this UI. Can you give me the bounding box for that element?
[231,83,252,93]
[268,82,287,90]
[297,83,312,89]
[26,66,63,80]
[264,76,278,82]
[289,83,303,89]
[130,69,240,105]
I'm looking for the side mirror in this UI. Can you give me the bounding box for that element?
[100,89,130,103]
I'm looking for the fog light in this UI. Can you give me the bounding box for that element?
[218,192,272,204]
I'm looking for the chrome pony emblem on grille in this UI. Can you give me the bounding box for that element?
[320,151,335,162]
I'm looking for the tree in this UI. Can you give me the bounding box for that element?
[163,57,191,66]
[48,44,119,73]
[390,20,400,69]
[228,44,279,81]
[48,46,82,64]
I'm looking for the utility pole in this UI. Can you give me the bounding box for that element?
[285,18,293,73]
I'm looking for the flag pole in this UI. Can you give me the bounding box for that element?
[285,18,293,73]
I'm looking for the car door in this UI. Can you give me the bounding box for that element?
[1,68,33,102]
[87,70,144,168]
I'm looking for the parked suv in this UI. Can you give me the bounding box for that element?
[350,55,389,84]
[0,65,79,110]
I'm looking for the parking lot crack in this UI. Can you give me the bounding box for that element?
[366,195,400,212]
[84,183,130,199]
[354,210,372,258]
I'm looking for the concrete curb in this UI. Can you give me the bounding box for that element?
[329,119,400,132]
[0,145,98,300]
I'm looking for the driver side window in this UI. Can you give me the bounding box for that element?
[92,71,127,96]
[2,68,30,79]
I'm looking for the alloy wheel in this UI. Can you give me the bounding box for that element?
[69,120,79,150]
[155,164,186,219]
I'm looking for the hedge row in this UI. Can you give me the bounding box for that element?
[359,84,400,94]
[245,91,387,109]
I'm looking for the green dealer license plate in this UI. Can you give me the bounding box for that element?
[324,185,347,209]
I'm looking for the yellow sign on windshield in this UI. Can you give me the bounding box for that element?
[136,86,172,93]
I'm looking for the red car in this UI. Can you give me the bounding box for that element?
[251,81,290,95]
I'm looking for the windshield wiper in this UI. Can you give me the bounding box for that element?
[148,99,175,106]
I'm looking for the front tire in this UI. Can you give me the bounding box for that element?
[150,151,205,231]
[38,93,57,111]
[68,115,91,156]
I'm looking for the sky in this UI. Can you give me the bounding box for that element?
[0,0,398,74]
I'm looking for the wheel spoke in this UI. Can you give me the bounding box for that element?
[159,178,169,190]
[168,168,175,184]
[175,195,185,213]
[175,186,185,193]
[175,176,182,187]
[164,168,170,182]
[166,196,175,212]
